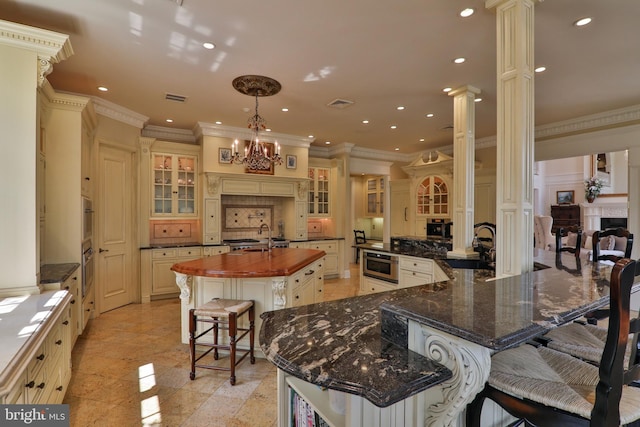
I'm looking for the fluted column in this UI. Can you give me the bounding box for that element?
[486,0,538,276]
[449,86,481,258]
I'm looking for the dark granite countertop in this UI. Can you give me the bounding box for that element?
[260,249,636,407]
[40,263,81,284]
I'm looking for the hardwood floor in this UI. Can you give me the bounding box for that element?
[63,263,360,426]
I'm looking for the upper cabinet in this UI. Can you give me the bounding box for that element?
[366,177,384,216]
[417,175,449,217]
[308,167,330,217]
[152,153,197,216]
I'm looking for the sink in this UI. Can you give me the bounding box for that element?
[444,258,494,270]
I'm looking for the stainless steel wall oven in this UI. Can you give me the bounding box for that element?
[363,251,399,284]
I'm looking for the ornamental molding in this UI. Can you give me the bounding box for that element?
[91,96,148,129]
[142,125,197,144]
[195,122,313,147]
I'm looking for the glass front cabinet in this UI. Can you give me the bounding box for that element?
[366,177,385,216]
[152,153,197,216]
[308,167,330,217]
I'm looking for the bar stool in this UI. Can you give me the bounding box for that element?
[189,298,255,385]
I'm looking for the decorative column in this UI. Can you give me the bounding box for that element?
[486,0,538,276]
[448,86,481,259]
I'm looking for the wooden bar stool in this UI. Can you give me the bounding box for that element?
[189,298,255,385]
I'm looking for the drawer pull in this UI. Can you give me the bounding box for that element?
[305,270,315,276]
[26,381,35,389]
[55,340,63,345]
[37,354,45,361]
[62,320,69,325]
[56,386,64,392]
[37,382,45,389]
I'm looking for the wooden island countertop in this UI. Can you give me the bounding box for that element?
[170,247,325,278]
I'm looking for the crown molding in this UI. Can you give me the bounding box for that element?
[0,19,73,61]
[141,125,197,144]
[195,122,313,147]
[90,96,149,129]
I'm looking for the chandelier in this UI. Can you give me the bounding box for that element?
[231,75,283,168]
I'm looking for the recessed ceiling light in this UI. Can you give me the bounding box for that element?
[419,138,425,142]
[362,120,369,124]
[215,121,222,125]
[97,86,108,92]
[574,17,592,27]
[281,108,288,112]
[474,98,482,102]
[203,42,215,49]
[396,106,405,110]
[266,128,272,132]
[535,66,547,73]
[453,57,466,64]
[308,135,314,138]
[426,113,434,118]
[394,148,400,151]
[165,119,173,123]
[325,141,331,145]
[443,87,452,93]
[390,125,397,129]
[460,8,474,18]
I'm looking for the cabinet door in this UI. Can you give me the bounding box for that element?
[151,259,179,295]
[416,175,449,217]
[365,177,385,216]
[308,167,330,217]
[295,201,308,239]
[152,153,197,216]
[203,198,220,244]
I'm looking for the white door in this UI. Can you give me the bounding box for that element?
[96,144,136,313]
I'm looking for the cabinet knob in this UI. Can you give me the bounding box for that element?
[71,300,76,305]
[65,286,70,290]
[55,340,63,346]
[295,295,299,299]
[63,320,69,325]
[37,382,45,389]
[26,381,35,389]
[56,386,64,392]
[37,354,45,361]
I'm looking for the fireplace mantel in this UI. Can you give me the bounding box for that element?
[581,199,628,230]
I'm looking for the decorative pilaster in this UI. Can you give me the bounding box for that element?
[486,0,538,276]
[448,86,481,259]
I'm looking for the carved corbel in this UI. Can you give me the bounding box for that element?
[272,278,287,309]
[37,56,53,88]
[297,181,308,200]
[205,173,221,196]
[174,272,193,303]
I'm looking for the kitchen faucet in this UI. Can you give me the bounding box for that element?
[473,223,496,262]
[258,223,272,252]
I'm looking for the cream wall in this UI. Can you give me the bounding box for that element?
[0,43,39,291]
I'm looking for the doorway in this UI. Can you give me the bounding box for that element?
[96,142,137,313]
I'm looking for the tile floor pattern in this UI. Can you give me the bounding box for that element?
[63,264,360,426]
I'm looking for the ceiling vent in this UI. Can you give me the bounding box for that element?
[165,93,187,103]
[327,98,354,109]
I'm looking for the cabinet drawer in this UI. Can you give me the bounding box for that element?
[399,257,433,273]
[152,249,177,259]
[153,223,192,239]
[177,247,201,258]
[308,241,336,253]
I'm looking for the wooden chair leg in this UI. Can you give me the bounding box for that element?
[249,304,255,364]
[213,316,219,360]
[228,311,237,386]
[189,309,196,380]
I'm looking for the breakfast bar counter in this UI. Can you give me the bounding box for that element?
[171,248,325,344]
[260,249,639,426]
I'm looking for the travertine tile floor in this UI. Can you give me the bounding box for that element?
[63,264,360,426]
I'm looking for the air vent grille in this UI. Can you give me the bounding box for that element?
[327,98,354,109]
[165,93,187,103]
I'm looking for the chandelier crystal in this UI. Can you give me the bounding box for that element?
[230,75,283,168]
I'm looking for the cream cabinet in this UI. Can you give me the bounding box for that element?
[295,201,308,239]
[399,256,434,287]
[306,240,340,278]
[308,167,330,217]
[290,258,324,306]
[152,153,197,216]
[61,267,82,346]
[202,198,221,244]
[365,176,385,216]
[360,276,396,295]
[0,292,72,405]
[203,245,230,256]
[82,282,95,330]
[141,247,203,302]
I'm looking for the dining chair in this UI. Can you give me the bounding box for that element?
[592,227,634,263]
[555,225,583,257]
[466,258,640,427]
[353,230,366,263]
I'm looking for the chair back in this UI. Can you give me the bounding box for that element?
[353,230,366,245]
[590,258,639,425]
[592,227,634,263]
[555,226,582,257]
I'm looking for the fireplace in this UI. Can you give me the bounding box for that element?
[601,217,627,230]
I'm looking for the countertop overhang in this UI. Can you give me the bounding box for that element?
[170,248,326,278]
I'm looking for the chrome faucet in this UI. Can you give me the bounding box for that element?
[473,224,496,262]
[258,223,272,252]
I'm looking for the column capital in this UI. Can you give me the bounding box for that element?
[448,85,481,97]
[486,0,542,9]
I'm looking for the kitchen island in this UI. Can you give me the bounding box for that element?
[260,249,638,426]
[171,247,325,345]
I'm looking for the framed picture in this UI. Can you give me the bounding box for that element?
[286,154,297,169]
[219,147,232,164]
[556,190,574,205]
